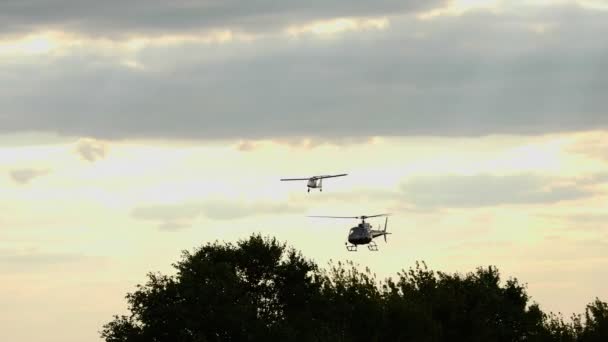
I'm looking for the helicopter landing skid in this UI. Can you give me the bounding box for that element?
[367,241,379,251]
[345,243,357,252]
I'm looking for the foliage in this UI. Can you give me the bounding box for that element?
[101,235,608,342]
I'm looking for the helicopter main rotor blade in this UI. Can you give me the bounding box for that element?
[308,215,360,219]
[308,214,391,219]
[360,214,391,219]
[316,174,348,179]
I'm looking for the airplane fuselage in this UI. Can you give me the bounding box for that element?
[281,173,345,192]
[307,178,320,188]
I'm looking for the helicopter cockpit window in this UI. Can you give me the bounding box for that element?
[349,228,356,237]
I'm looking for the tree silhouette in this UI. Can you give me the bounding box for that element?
[579,299,608,342]
[101,234,608,342]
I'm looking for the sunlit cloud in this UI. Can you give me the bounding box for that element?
[237,136,382,152]
[0,29,256,62]
[75,138,107,162]
[416,0,608,20]
[566,131,608,162]
[0,32,59,57]
[578,0,608,10]
[417,0,502,20]
[236,140,259,152]
[285,17,389,37]
[9,168,50,185]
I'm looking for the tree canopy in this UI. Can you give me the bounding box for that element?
[101,234,607,342]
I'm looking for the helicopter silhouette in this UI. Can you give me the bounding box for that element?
[309,214,390,251]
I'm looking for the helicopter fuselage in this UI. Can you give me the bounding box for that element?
[308,214,389,251]
[348,223,373,245]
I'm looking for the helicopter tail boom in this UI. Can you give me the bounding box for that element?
[372,217,390,242]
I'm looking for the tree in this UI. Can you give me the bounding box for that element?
[101,234,607,342]
[101,235,319,341]
[579,298,608,342]
[379,262,547,342]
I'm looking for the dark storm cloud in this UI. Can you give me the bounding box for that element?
[0,5,607,139]
[0,0,443,37]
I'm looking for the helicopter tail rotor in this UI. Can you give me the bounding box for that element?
[383,216,388,243]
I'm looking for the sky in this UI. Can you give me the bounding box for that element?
[0,0,607,341]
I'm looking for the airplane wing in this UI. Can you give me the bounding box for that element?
[316,173,348,179]
[280,178,310,181]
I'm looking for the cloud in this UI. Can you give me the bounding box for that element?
[273,136,380,149]
[75,138,107,162]
[201,201,303,220]
[132,203,202,221]
[400,174,593,208]
[236,136,379,151]
[543,212,608,232]
[0,248,104,273]
[237,140,258,152]
[577,172,608,186]
[157,221,193,232]
[0,5,606,140]
[132,200,304,230]
[567,132,608,161]
[0,0,442,38]
[9,168,49,184]
[302,171,606,210]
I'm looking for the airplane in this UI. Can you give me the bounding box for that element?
[280,173,347,192]
[308,214,391,251]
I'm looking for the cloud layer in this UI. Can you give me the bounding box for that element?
[0,0,442,37]
[0,4,606,140]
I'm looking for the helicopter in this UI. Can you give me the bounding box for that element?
[280,173,347,192]
[309,214,391,251]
